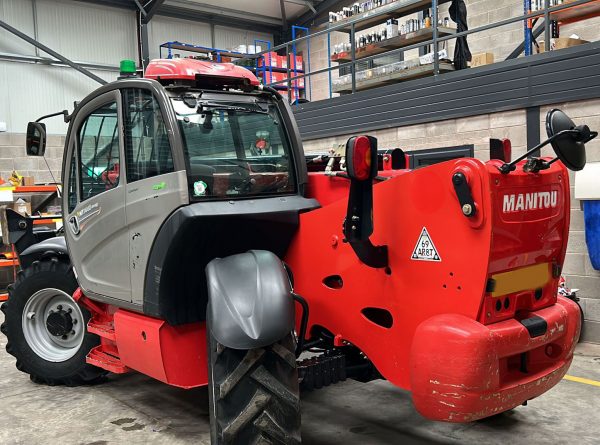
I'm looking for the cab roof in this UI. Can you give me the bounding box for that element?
[144,58,260,90]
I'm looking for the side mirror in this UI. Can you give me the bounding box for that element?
[26,122,47,156]
[499,109,597,174]
[546,109,595,171]
[346,135,378,181]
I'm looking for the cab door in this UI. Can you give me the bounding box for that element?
[121,88,188,305]
[63,90,131,302]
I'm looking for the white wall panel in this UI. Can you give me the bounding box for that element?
[0,62,8,129]
[247,31,273,50]
[36,0,136,65]
[0,0,36,56]
[149,16,211,60]
[0,60,117,134]
[214,26,273,52]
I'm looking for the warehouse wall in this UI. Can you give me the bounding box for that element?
[0,0,132,181]
[0,0,273,182]
[301,97,600,344]
[299,0,600,102]
[0,0,133,134]
[149,17,273,60]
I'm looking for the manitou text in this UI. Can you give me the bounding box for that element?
[502,191,558,213]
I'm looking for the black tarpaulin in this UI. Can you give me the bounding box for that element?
[449,0,471,70]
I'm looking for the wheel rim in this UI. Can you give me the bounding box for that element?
[22,288,85,362]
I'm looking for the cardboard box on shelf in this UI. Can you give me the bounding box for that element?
[470,52,494,67]
[294,55,303,70]
[258,52,279,67]
[537,37,589,53]
[553,36,589,50]
[270,72,287,84]
[293,77,305,89]
[21,176,35,186]
[279,55,288,69]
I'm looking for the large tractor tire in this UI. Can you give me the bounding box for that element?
[0,258,106,386]
[207,312,301,445]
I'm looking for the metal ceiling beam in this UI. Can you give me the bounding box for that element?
[0,18,107,85]
[142,0,166,23]
[73,0,136,10]
[0,51,119,71]
[286,0,316,13]
[74,0,283,33]
[280,0,288,28]
[136,9,150,70]
[294,0,342,26]
[133,0,147,16]
[158,6,283,33]
[164,1,282,26]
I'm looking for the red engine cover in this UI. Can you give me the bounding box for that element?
[145,58,259,86]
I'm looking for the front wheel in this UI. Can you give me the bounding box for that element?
[0,258,106,385]
[207,313,301,444]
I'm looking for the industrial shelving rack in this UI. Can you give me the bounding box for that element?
[246,27,310,102]
[323,0,454,97]
[523,0,600,55]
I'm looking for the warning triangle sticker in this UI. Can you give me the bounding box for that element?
[411,227,441,262]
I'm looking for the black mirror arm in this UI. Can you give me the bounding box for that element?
[498,128,593,174]
[35,110,69,123]
[574,126,598,143]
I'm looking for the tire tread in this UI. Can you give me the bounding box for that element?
[1,258,106,386]
[209,332,301,445]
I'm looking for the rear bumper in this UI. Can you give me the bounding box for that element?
[409,296,581,422]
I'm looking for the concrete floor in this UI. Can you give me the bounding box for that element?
[0,313,599,445]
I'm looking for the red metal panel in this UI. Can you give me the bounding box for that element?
[287,158,494,390]
[114,310,208,389]
[487,159,569,274]
[409,296,580,422]
[480,160,570,324]
[287,157,573,402]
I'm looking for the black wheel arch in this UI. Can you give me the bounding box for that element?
[19,236,70,269]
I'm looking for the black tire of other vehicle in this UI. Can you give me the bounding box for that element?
[207,308,301,445]
[0,258,106,385]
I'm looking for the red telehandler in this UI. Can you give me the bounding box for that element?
[1,58,595,444]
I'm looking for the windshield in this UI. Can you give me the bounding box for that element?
[172,95,296,199]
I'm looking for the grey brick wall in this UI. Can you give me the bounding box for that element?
[303,99,600,344]
[0,133,64,184]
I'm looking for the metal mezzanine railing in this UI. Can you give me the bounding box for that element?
[239,0,600,103]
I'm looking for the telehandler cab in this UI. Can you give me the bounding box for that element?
[1,58,595,444]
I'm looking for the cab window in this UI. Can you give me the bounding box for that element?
[172,95,295,199]
[78,102,120,201]
[123,89,174,182]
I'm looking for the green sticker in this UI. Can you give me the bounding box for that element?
[153,182,166,190]
[193,180,207,196]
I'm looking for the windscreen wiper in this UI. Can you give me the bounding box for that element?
[198,102,269,114]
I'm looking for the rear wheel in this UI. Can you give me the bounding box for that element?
[207,312,301,444]
[0,258,106,385]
